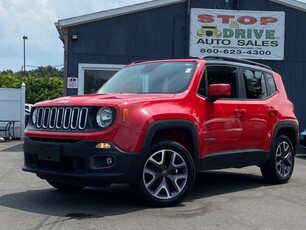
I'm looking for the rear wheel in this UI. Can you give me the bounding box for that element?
[260,135,295,184]
[47,181,85,191]
[132,141,195,207]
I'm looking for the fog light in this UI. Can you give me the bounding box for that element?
[90,156,115,169]
[106,157,113,166]
[96,142,111,149]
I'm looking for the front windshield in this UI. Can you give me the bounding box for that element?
[97,62,196,94]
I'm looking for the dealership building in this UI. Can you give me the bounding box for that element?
[55,0,306,129]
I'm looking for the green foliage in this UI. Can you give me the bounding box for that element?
[15,65,64,78]
[0,72,20,88]
[0,66,64,104]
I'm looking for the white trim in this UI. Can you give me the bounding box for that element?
[78,63,125,95]
[57,0,186,28]
[270,0,306,12]
[56,0,306,31]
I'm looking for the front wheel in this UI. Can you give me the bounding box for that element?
[260,135,295,184]
[132,141,195,207]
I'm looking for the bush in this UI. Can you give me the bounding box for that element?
[0,67,64,104]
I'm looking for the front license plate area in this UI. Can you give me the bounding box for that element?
[38,144,61,162]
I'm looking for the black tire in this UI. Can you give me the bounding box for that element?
[260,135,295,184]
[132,141,195,207]
[47,181,85,191]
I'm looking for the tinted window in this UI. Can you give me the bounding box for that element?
[266,73,277,95]
[197,72,206,97]
[205,66,238,98]
[243,69,267,99]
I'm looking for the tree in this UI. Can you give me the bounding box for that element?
[15,65,63,78]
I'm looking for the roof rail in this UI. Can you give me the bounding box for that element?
[131,60,146,64]
[202,56,272,70]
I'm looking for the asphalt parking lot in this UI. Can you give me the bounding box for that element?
[1,140,306,230]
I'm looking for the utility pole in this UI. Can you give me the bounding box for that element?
[23,35,28,78]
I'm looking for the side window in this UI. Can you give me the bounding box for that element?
[243,69,267,99]
[266,73,277,95]
[197,72,206,97]
[203,66,238,98]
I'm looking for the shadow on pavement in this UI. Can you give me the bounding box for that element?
[188,171,264,201]
[296,154,306,160]
[0,170,265,218]
[1,143,23,152]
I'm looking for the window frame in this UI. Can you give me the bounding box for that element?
[197,64,243,100]
[266,72,278,97]
[78,63,125,95]
[240,67,276,100]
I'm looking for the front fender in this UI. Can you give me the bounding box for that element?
[140,119,200,168]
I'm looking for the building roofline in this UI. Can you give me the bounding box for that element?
[270,0,306,12]
[57,0,186,29]
[55,0,306,35]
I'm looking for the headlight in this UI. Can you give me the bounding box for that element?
[96,107,113,128]
[31,108,38,125]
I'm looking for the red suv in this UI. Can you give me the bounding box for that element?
[23,57,299,206]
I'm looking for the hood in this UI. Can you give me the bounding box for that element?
[34,93,176,107]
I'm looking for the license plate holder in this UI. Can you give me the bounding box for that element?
[38,144,61,162]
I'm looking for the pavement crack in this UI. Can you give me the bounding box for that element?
[26,217,72,230]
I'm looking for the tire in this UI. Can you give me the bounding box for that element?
[132,141,195,207]
[47,181,85,191]
[260,135,295,184]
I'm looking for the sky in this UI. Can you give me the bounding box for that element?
[1,0,305,72]
[0,0,151,72]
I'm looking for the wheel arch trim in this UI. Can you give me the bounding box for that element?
[141,119,200,167]
[272,120,299,152]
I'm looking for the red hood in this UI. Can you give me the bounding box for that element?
[34,93,175,107]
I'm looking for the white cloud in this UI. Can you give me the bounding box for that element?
[0,0,150,72]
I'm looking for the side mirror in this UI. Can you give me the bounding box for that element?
[207,84,231,102]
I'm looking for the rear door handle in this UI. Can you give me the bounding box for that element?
[234,108,246,117]
[268,107,278,117]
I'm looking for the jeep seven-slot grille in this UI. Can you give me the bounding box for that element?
[35,107,88,130]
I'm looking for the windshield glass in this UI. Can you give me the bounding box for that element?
[97,62,196,94]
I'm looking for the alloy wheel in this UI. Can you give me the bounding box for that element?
[143,149,188,200]
[275,141,293,178]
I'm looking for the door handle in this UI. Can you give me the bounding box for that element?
[234,108,246,117]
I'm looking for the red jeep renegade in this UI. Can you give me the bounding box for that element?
[23,57,299,206]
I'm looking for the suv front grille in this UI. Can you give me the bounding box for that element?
[35,107,88,131]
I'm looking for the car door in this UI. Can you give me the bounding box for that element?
[240,68,277,163]
[199,65,246,168]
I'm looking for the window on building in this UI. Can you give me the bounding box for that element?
[84,69,117,94]
[78,64,124,95]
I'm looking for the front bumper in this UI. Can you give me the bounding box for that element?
[22,137,145,186]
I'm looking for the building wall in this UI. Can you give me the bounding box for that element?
[65,0,306,129]
[67,2,187,95]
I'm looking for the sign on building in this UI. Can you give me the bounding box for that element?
[67,77,78,89]
[189,9,285,60]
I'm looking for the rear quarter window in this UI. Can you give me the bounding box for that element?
[243,69,267,99]
[266,73,277,95]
